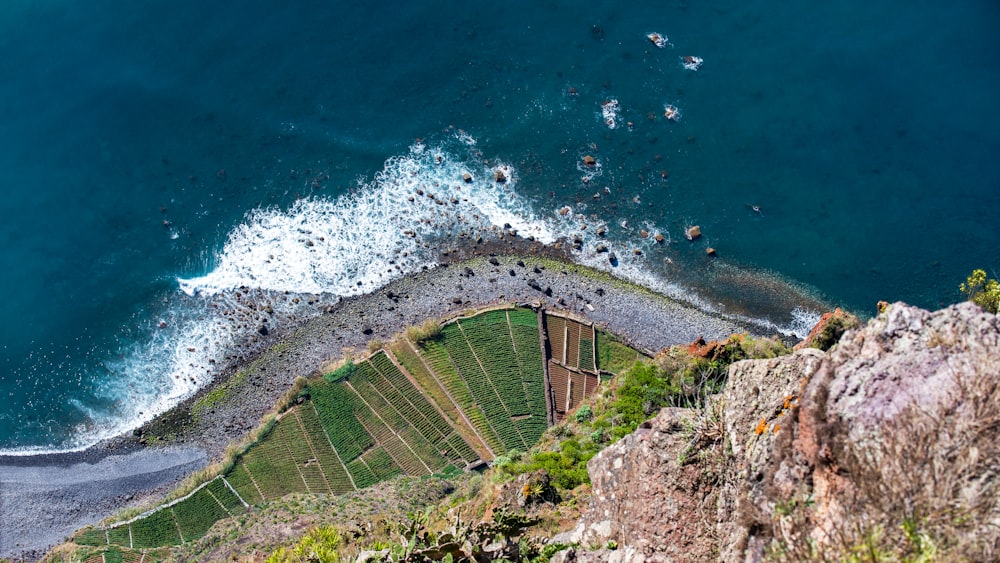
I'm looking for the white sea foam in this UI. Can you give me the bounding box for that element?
[1,134,821,456]
[179,140,556,298]
[601,99,621,129]
[646,32,669,48]
[681,56,704,71]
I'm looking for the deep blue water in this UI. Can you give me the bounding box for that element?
[1,0,997,453]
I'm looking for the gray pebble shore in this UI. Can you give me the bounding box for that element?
[0,244,773,560]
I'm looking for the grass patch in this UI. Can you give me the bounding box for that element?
[323,360,358,383]
[595,329,644,374]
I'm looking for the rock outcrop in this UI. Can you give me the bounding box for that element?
[561,302,1000,562]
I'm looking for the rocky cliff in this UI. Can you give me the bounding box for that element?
[557,302,1000,562]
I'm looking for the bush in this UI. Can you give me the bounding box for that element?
[574,404,593,423]
[405,318,442,343]
[961,269,1000,313]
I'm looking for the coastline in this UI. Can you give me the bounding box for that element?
[0,237,769,560]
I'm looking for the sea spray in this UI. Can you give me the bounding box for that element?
[179,138,554,297]
[1,135,824,455]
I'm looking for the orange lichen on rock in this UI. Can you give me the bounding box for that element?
[755,418,768,435]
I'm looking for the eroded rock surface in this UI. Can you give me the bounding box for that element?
[563,302,1000,562]
[561,407,720,561]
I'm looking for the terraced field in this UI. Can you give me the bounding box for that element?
[80,306,639,550]
[544,312,607,421]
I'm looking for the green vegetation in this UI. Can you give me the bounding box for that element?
[440,322,528,451]
[73,528,106,547]
[106,525,130,548]
[405,318,443,343]
[960,268,1000,313]
[324,360,358,383]
[595,329,644,373]
[129,508,181,548]
[506,334,789,492]
[77,306,641,554]
[264,508,562,563]
[172,487,230,542]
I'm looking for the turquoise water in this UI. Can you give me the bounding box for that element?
[1,0,997,452]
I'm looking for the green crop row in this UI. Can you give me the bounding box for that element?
[381,434,429,475]
[442,324,528,451]
[242,419,309,499]
[130,507,181,548]
[173,487,230,542]
[417,339,504,453]
[579,337,596,372]
[364,359,443,443]
[445,433,480,464]
[510,322,548,420]
[297,404,356,494]
[74,527,107,547]
[224,460,263,505]
[363,446,403,481]
[565,322,582,371]
[206,477,247,515]
[507,307,539,327]
[308,379,374,461]
[459,317,531,417]
[106,525,130,548]
[349,369,408,432]
[371,352,454,438]
[419,338,476,411]
[399,426,449,472]
[515,416,548,446]
[345,384,430,476]
[346,459,379,489]
[391,343,465,427]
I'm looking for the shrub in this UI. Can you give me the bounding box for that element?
[405,318,442,343]
[574,404,593,423]
[960,268,1000,313]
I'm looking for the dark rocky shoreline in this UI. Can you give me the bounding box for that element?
[0,237,764,560]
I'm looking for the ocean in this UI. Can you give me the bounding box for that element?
[1,0,997,453]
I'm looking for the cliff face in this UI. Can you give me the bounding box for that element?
[559,302,1000,562]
